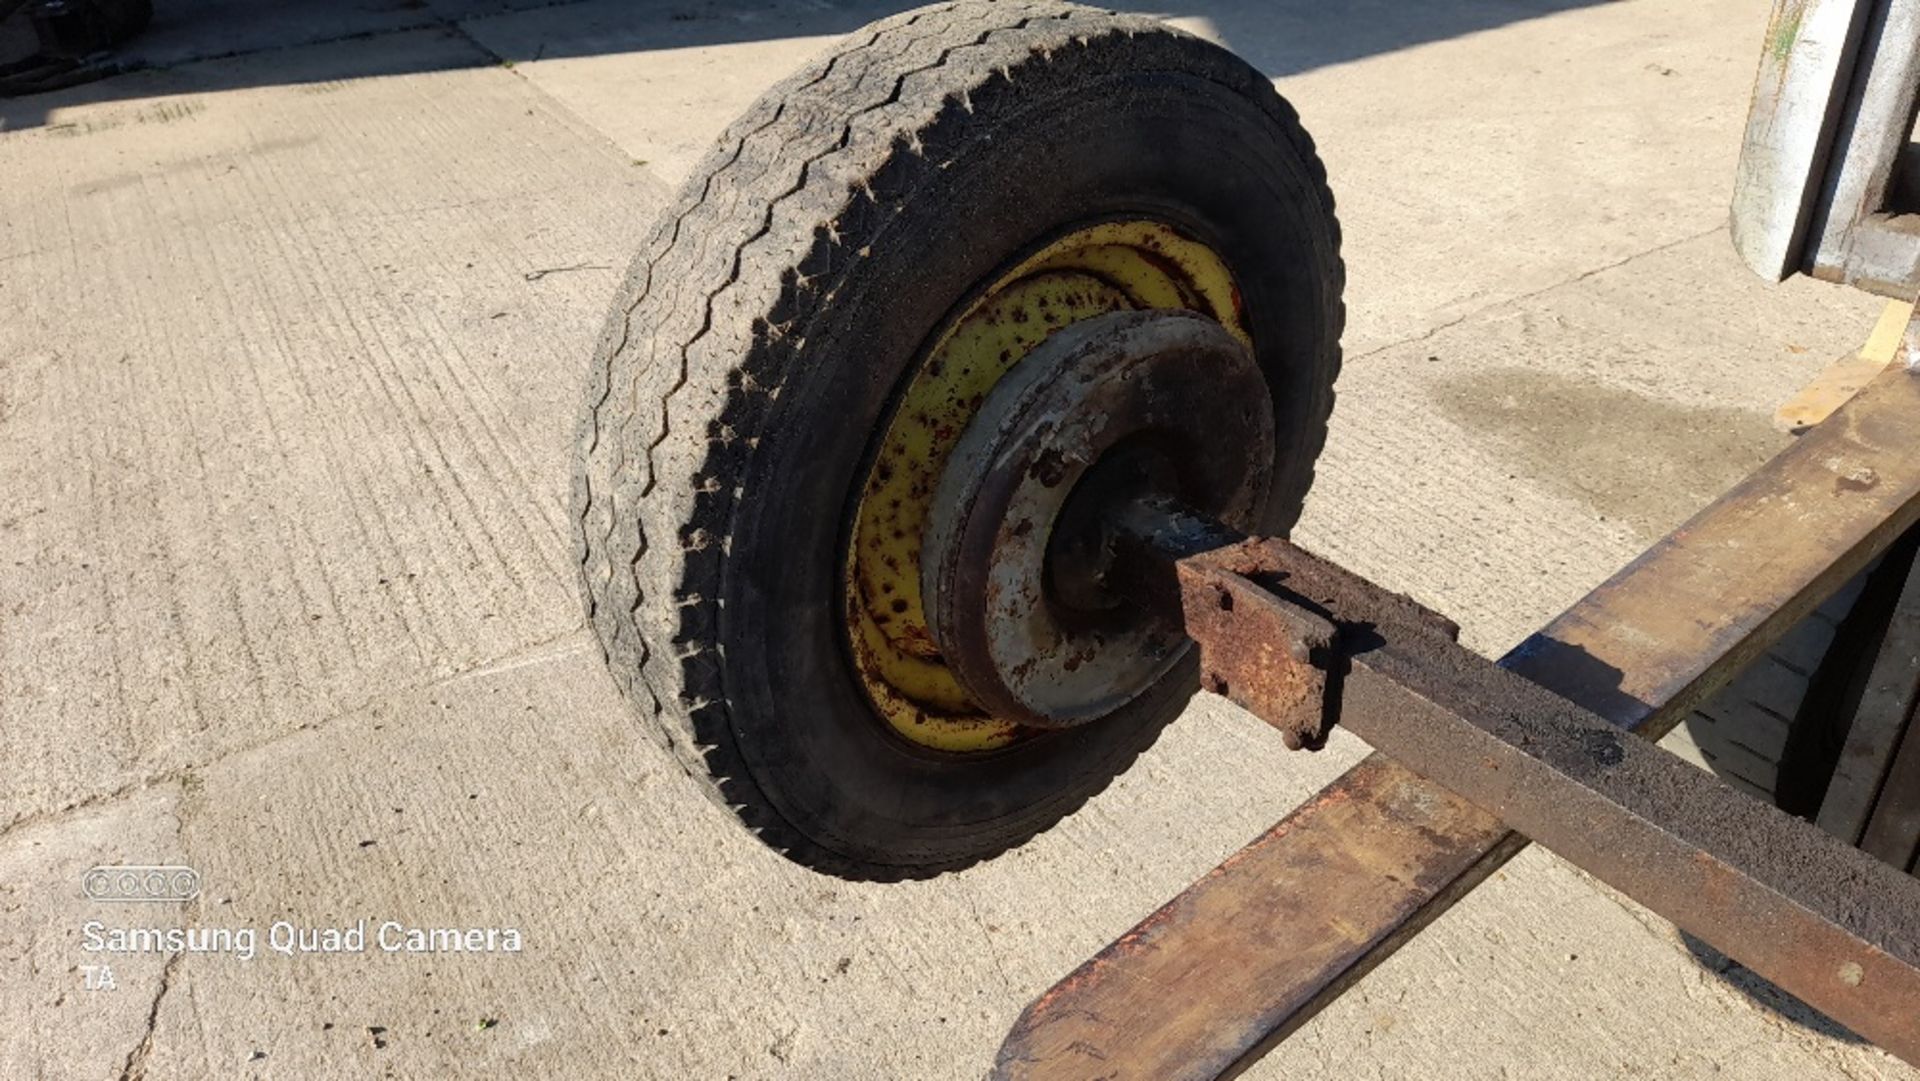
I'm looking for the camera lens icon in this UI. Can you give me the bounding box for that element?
[82,865,200,903]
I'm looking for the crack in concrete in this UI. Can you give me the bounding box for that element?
[961,885,1015,994]
[116,951,180,1081]
[433,632,595,686]
[0,772,193,846]
[0,628,596,845]
[1348,224,1728,365]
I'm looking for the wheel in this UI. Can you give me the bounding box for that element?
[572,0,1344,877]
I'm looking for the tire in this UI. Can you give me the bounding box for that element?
[1677,527,1917,831]
[572,0,1344,876]
[1672,574,1869,802]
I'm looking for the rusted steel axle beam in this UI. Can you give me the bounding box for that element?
[996,362,1920,1079]
[1195,535,1920,1056]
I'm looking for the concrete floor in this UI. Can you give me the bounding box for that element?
[2,0,1913,1077]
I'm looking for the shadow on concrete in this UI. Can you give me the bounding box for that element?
[1,0,1609,130]
[1680,932,1867,1045]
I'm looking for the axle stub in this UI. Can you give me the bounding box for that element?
[922,310,1274,728]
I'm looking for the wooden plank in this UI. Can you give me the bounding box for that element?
[995,757,1516,1081]
[1776,299,1915,431]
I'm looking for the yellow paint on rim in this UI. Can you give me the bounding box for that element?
[845,221,1247,752]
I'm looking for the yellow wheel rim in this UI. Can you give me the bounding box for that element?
[844,221,1249,752]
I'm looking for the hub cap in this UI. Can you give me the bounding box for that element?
[922,310,1274,727]
[843,221,1251,752]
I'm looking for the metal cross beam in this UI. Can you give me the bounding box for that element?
[995,361,1920,1078]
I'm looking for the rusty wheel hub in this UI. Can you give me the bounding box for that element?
[921,310,1276,728]
[844,221,1252,753]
